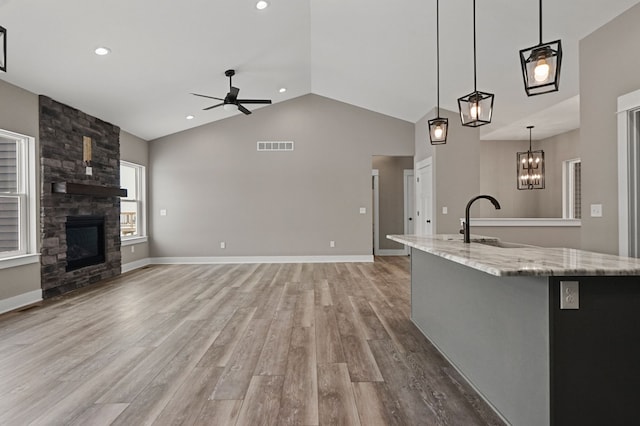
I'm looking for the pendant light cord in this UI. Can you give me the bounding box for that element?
[538,0,543,45]
[436,0,440,117]
[473,0,477,92]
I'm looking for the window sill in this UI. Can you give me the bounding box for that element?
[121,236,149,246]
[0,253,41,270]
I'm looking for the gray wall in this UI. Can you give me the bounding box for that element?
[580,2,640,254]
[480,129,580,218]
[120,130,150,265]
[0,79,41,302]
[148,94,414,258]
[372,156,413,250]
[415,108,481,234]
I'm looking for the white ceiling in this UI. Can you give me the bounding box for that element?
[0,0,637,141]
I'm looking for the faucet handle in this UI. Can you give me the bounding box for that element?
[459,221,465,234]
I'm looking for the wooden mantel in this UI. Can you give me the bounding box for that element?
[52,182,127,197]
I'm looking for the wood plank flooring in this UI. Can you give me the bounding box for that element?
[0,257,505,425]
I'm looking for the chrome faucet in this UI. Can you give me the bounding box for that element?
[462,195,501,243]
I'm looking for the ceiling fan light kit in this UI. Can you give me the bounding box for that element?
[191,69,272,116]
[429,0,448,145]
[519,0,562,96]
[457,0,494,127]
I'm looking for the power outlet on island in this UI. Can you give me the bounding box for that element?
[560,281,580,310]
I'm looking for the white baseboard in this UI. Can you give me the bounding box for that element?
[0,290,42,315]
[375,249,408,256]
[149,255,374,265]
[121,258,152,274]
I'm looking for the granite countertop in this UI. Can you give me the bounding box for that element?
[387,234,640,277]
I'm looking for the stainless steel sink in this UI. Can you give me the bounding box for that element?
[475,240,532,249]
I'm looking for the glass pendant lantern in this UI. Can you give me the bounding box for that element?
[458,0,494,127]
[429,0,448,144]
[519,0,562,96]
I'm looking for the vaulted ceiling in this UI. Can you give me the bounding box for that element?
[1,0,638,141]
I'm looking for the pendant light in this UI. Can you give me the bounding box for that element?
[0,26,6,72]
[458,0,494,127]
[517,126,545,190]
[428,0,448,145]
[519,0,562,96]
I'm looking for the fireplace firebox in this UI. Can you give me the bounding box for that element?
[66,216,106,271]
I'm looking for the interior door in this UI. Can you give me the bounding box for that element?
[405,171,415,235]
[417,161,433,235]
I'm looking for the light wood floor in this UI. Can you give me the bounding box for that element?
[0,258,504,425]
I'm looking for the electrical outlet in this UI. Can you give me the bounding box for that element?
[590,204,602,217]
[330,240,335,248]
[442,206,448,214]
[220,242,226,249]
[560,281,579,310]
[160,209,167,216]
[359,207,366,214]
[131,246,135,253]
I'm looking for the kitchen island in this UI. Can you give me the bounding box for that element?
[387,234,640,426]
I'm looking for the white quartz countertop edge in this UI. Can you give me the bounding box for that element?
[387,234,640,277]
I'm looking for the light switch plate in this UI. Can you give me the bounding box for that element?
[560,281,579,310]
[160,209,167,216]
[330,240,335,248]
[442,206,448,214]
[590,204,602,217]
[220,242,226,249]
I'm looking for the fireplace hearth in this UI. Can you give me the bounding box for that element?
[66,216,106,271]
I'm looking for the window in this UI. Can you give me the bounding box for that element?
[563,158,581,219]
[0,130,36,259]
[120,161,146,240]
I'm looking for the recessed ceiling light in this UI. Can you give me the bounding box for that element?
[186,115,195,120]
[94,47,111,56]
[279,87,287,93]
[256,0,269,10]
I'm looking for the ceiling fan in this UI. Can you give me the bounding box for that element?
[191,69,272,115]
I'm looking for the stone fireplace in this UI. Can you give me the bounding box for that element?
[39,96,123,298]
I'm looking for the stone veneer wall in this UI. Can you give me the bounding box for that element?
[39,96,122,298]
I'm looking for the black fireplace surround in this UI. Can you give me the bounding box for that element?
[66,216,106,271]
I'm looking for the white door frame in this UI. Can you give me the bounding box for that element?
[403,169,414,254]
[618,88,640,256]
[415,157,433,236]
[372,169,380,255]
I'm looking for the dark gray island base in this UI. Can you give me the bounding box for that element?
[388,234,640,426]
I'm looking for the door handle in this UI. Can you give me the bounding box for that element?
[408,217,412,221]
[426,220,431,223]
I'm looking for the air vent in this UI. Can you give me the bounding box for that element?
[257,141,294,151]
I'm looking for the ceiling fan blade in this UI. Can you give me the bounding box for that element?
[237,99,272,104]
[237,104,252,115]
[191,93,224,101]
[230,87,240,97]
[203,103,224,111]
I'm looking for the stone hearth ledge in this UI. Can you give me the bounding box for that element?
[387,234,640,277]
